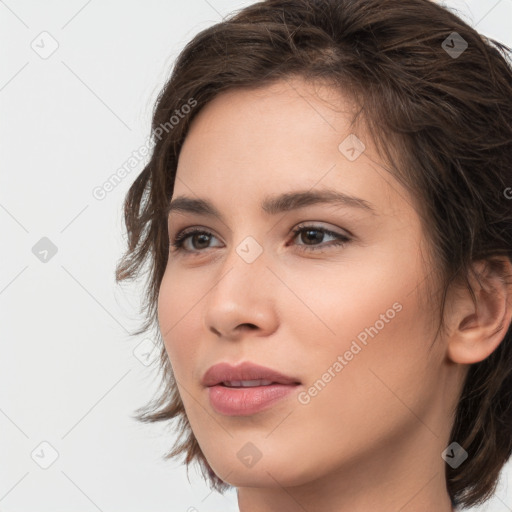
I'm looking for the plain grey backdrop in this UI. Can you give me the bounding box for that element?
[1,0,511,510]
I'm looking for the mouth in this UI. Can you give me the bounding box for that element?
[207,382,301,416]
[219,379,282,387]
[202,362,302,416]
[202,361,301,387]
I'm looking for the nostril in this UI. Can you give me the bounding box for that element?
[239,323,258,331]
[209,323,258,337]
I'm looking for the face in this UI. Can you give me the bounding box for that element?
[158,78,450,489]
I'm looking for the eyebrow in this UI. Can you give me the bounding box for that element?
[166,189,376,222]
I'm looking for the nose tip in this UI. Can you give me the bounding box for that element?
[203,253,280,341]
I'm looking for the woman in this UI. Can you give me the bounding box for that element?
[116,0,512,510]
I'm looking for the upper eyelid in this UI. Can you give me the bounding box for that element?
[170,221,348,235]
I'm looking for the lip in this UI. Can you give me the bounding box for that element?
[202,361,302,416]
[202,361,301,387]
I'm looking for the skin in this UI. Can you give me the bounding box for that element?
[157,77,512,512]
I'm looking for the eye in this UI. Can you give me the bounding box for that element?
[289,224,351,252]
[170,228,222,254]
[169,224,351,256]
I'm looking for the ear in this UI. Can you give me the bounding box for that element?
[445,257,512,365]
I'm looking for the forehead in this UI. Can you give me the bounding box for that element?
[174,78,412,221]
[182,78,360,163]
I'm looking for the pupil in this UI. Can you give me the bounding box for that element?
[304,229,322,244]
[194,233,210,249]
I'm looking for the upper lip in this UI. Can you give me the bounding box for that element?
[202,361,301,387]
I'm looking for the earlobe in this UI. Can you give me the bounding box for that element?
[446,257,512,365]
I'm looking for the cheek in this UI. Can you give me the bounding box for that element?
[271,289,440,482]
[157,268,201,379]
[299,274,439,430]
[282,240,424,352]
[286,241,439,412]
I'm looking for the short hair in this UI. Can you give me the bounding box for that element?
[116,0,512,507]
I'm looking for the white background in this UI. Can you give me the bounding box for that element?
[1,1,511,511]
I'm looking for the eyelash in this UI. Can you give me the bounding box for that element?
[169,224,351,256]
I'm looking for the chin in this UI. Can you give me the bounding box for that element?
[207,453,319,489]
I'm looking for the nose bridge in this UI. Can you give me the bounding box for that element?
[212,234,269,304]
[203,233,277,336]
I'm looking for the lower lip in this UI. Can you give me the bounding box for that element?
[207,384,300,416]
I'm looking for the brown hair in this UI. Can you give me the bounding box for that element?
[116,0,512,507]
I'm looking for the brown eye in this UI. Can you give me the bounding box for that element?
[170,224,351,257]
[290,225,351,251]
[171,229,221,254]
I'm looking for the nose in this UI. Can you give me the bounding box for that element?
[203,243,279,341]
